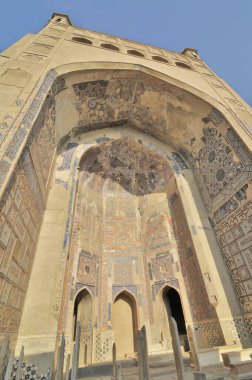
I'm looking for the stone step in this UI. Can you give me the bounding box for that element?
[78,358,137,379]
[148,353,174,368]
[77,355,192,379]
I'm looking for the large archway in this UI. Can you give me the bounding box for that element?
[13,67,251,364]
[112,291,138,358]
[56,132,228,361]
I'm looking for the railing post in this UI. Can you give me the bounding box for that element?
[137,325,149,380]
[4,352,14,380]
[0,337,9,378]
[15,346,24,380]
[55,334,66,380]
[169,317,185,380]
[187,325,200,371]
[71,322,81,380]
[65,354,70,380]
[112,343,116,379]
[115,362,122,380]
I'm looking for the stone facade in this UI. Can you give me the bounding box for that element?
[0,13,251,369]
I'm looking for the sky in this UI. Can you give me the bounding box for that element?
[0,0,251,106]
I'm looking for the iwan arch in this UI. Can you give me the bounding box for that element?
[0,13,251,369]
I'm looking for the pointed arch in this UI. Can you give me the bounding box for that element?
[112,290,138,358]
[73,287,93,365]
[113,288,137,304]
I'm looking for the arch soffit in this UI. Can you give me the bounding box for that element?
[57,129,191,258]
[54,61,223,109]
[51,60,250,146]
[59,128,185,182]
[56,130,198,224]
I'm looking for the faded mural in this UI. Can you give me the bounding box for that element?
[0,70,251,359]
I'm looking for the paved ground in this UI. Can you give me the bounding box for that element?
[77,354,237,380]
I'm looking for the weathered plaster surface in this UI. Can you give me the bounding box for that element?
[0,13,251,368]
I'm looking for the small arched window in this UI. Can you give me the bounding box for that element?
[152,56,169,63]
[56,18,62,22]
[101,43,120,51]
[127,49,144,58]
[72,37,92,45]
[175,61,192,70]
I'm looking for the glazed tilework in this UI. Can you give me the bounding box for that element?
[112,285,137,300]
[58,131,251,359]
[187,126,252,212]
[142,214,171,248]
[154,280,179,295]
[170,152,189,170]
[28,97,56,200]
[11,359,51,380]
[198,127,243,200]
[142,254,154,324]
[192,320,225,349]
[113,257,136,285]
[230,316,252,343]
[0,66,249,359]
[94,335,111,362]
[80,138,172,196]
[62,160,78,251]
[77,251,97,285]
[215,200,252,312]
[212,184,248,225]
[169,191,225,343]
[69,74,252,211]
[0,89,56,337]
[0,69,57,191]
[57,143,78,171]
[0,160,41,334]
[151,254,174,282]
[75,283,95,297]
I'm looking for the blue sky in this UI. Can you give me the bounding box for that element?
[1,0,251,105]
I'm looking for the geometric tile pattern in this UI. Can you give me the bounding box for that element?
[0,69,57,191]
[198,127,243,200]
[215,199,252,313]
[94,335,111,362]
[193,320,225,348]
[169,191,225,349]
[151,254,174,282]
[0,91,56,337]
[11,360,50,380]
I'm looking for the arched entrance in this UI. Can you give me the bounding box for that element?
[73,289,93,365]
[112,292,137,358]
[10,59,252,364]
[163,287,189,350]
